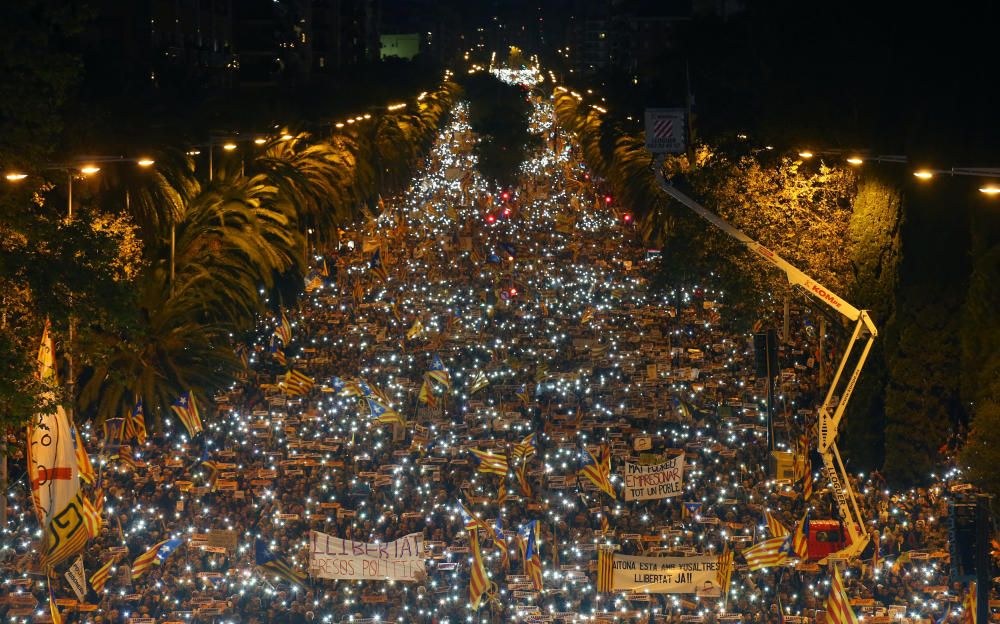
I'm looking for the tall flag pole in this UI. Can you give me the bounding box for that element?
[170,390,204,438]
[825,565,860,624]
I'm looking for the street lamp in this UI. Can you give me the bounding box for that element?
[913,170,934,180]
[978,185,1000,195]
[5,172,27,181]
[846,157,864,165]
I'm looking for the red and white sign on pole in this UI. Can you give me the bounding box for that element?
[644,108,686,154]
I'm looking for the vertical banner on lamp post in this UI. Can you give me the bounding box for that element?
[644,108,686,154]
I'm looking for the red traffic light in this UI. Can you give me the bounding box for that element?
[501,191,510,201]
[604,195,612,204]
[623,213,633,223]
[502,208,511,217]
[486,213,497,224]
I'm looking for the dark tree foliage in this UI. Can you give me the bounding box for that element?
[840,170,904,471]
[881,179,971,485]
[459,73,541,187]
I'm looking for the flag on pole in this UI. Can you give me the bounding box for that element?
[418,379,437,407]
[717,542,734,598]
[962,582,977,624]
[682,502,703,519]
[131,540,169,580]
[511,432,537,461]
[466,517,490,609]
[578,445,615,499]
[515,463,532,498]
[493,516,509,568]
[786,511,810,559]
[515,384,532,405]
[825,566,860,624]
[170,391,203,437]
[89,556,118,593]
[427,354,450,389]
[255,539,307,587]
[274,311,293,345]
[407,317,423,340]
[48,581,63,624]
[596,548,614,592]
[765,510,790,538]
[467,370,489,394]
[128,399,147,445]
[370,249,388,283]
[518,521,543,591]
[469,449,508,476]
[71,425,96,485]
[367,397,405,427]
[281,369,316,396]
[742,536,789,571]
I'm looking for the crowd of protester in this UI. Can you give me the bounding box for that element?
[0,89,992,624]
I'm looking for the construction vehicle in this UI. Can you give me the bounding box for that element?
[653,172,877,560]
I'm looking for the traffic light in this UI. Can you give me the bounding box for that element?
[949,502,977,581]
[753,330,779,378]
[604,195,612,204]
[623,213,633,224]
[485,213,497,224]
[501,191,510,201]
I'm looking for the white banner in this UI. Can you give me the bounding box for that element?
[65,555,87,601]
[623,455,684,501]
[309,531,425,581]
[610,554,721,595]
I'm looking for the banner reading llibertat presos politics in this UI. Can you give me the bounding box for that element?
[622,454,684,501]
[309,531,425,581]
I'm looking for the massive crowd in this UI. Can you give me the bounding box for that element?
[0,71,992,624]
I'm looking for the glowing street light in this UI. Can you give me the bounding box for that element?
[798,151,814,159]
[254,137,267,145]
[137,158,155,167]
[222,142,238,151]
[5,172,27,181]
[846,157,864,165]
[913,170,934,180]
[80,165,101,175]
[978,185,1000,195]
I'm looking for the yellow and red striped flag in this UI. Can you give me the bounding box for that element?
[578,445,615,499]
[468,528,490,609]
[962,582,977,624]
[765,510,790,538]
[89,556,118,593]
[131,539,169,581]
[81,493,102,539]
[596,547,614,592]
[72,425,96,485]
[825,566,859,624]
[717,542,733,596]
[789,512,810,559]
[418,379,437,407]
[515,463,532,498]
[469,448,508,476]
[518,521,543,591]
[126,400,147,445]
[742,536,789,571]
[281,369,316,396]
[170,391,203,437]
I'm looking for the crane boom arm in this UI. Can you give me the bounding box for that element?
[654,175,876,559]
[658,184,863,322]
